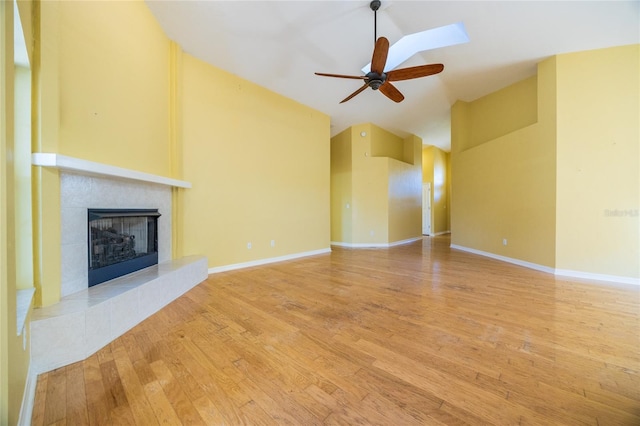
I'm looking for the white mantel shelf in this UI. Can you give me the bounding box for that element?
[32,153,191,189]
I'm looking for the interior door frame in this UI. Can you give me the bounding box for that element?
[422,182,431,235]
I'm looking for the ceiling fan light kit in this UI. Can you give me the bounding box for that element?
[315,0,445,104]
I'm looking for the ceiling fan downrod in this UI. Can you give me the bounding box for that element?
[370,0,381,44]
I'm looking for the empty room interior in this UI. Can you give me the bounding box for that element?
[1,1,639,424]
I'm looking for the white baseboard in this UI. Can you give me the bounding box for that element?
[450,244,556,274]
[208,248,332,274]
[450,244,639,286]
[331,237,422,249]
[554,268,639,286]
[331,241,387,248]
[18,368,37,426]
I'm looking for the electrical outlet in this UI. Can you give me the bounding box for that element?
[503,238,507,246]
[247,242,252,249]
[270,240,275,247]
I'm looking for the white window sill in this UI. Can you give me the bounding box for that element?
[17,288,35,335]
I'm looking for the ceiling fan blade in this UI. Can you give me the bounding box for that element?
[340,83,370,104]
[386,64,444,82]
[315,72,367,80]
[378,81,404,103]
[370,37,389,74]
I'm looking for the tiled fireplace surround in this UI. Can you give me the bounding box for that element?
[30,169,208,374]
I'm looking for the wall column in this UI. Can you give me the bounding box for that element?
[170,41,184,259]
[32,0,61,306]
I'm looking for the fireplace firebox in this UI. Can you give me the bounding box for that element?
[88,209,161,287]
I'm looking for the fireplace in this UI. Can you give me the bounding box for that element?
[88,208,160,287]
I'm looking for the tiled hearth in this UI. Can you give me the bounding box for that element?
[31,256,207,374]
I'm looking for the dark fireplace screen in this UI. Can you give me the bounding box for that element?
[88,209,160,287]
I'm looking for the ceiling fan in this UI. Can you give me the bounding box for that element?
[315,0,444,104]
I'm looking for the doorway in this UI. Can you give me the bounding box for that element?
[422,183,431,235]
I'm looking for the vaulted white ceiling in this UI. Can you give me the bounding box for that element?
[146,1,639,151]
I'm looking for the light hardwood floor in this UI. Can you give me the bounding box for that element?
[32,236,640,425]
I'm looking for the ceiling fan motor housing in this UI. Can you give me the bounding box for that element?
[366,72,386,90]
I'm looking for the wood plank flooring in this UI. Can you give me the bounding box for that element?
[32,236,640,425]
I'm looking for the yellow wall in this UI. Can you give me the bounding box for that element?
[1,2,32,423]
[330,128,352,243]
[56,0,171,176]
[1,3,15,420]
[33,0,61,307]
[422,146,450,234]
[462,76,538,151]
[452,44,639,280]
[388,134,422,242]
[351,124,390,244]
[371,124,408,162]
[451,58,557,268]
[330,123,422,245]
[169,42,185,259]
[555,45,639,278]
[180,53,330,267]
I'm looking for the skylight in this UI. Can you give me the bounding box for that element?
[362,22,469,73]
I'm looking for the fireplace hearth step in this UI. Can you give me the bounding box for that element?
[30,256,208,374]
